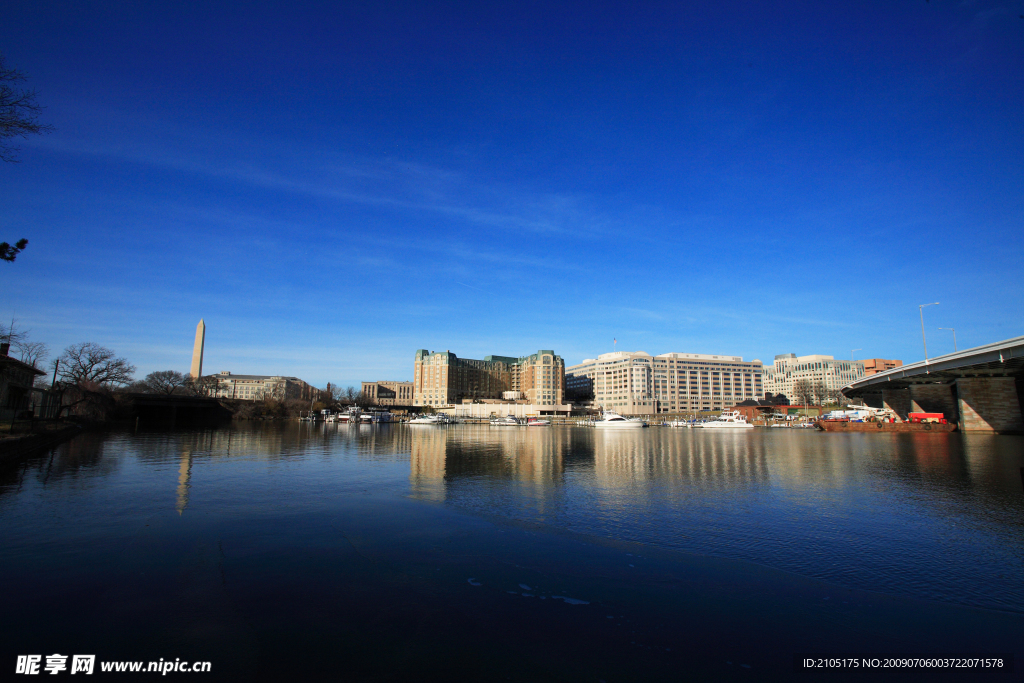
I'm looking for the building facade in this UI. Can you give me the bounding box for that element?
[208,371,320,401]
[762,354,865,404]
[413,349,565,407]
[0,342,45,418]
[861,358,903,376]
[566,351,764,415]
[361,381,414,406]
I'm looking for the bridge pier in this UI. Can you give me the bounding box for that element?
[882,389,911,421]
[909,383,959,423]
[955,377,1024,434]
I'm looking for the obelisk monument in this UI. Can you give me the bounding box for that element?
[190,319,206,379]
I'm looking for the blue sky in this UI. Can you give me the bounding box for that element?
[2,1,1022,388]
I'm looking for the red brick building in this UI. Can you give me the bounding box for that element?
[861,358,903,376]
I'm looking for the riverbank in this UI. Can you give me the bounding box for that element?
[0,422,81,469]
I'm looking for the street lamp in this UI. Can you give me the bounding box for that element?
[851,349,861,361]
[938,327,957,352]
[919,302,939,360]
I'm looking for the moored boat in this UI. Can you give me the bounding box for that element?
[593,411,645,429]
[702,411,754,429]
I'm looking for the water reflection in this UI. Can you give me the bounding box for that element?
[2,423,1022,612]
[176,448,192,515]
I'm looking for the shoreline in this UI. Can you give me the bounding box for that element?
[0,423,81,469]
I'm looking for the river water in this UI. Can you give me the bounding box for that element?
[2,423,1022,681]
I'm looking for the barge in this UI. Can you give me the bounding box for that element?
[816,420,957,433]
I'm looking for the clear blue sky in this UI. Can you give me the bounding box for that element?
[2,1,1022,388]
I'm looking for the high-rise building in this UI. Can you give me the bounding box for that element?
[413,349,564,407]
[566,351,764,415]
[762,354,865,404]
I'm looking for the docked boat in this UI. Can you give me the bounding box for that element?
[527,417,550,427]
[702,411,754,429]
[409,414,441,425]
[593,411,645,429]
[490,415,521,426]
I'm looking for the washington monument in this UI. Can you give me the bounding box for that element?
[190,319,205,379]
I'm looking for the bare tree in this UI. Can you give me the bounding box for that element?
[325,382,345,402]
[143,370,189,395]
[793,380,813,406]
[0,320,27,347]
[1,52,54,163]
[54,342,135,387]
[182,375,219,397]
[0,322,47,366]
[344,386,357,402]
[16,340,48,368]
[811,381,828,406]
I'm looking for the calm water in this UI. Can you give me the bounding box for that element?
[2,423,1023,681]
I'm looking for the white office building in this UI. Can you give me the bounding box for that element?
[762,354,865,404]
[566,351,764,415]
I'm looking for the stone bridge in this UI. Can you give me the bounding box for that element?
[842,335,1024,434]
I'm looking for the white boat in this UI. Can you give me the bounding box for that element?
[527,417,550,427]
[490,415,521,426]
[409,414,441,425]
[593,411,645,429]
[359,413,373,423]
[702,411,754,429]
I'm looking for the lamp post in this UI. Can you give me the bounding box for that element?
[851,349,861,361]
[919,302,939,360]
[938,327,957,352]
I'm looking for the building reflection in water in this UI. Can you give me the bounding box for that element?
[592,429,770,488]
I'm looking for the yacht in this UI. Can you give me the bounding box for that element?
[408,414,441,425]
[702,411,754,429]
[490,415,521,426]
[526,417,551,427]
[593,411,645,429]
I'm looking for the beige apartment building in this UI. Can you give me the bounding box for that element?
[208,371,319,401]
[413,349,565,408]
[361,381,414,406]
[762,354,865,404]
[565,351,764,415]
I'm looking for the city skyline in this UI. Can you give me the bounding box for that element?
[2,2,1021,388]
